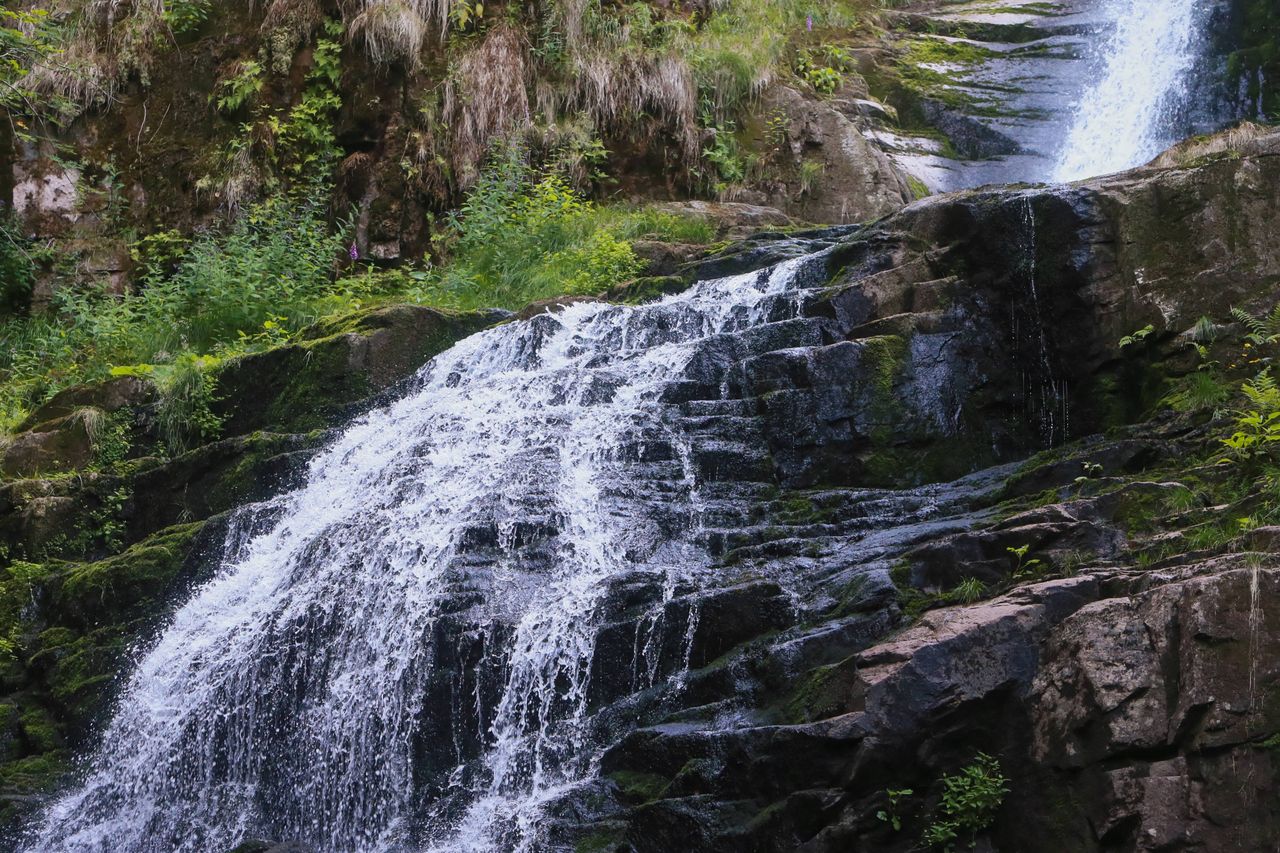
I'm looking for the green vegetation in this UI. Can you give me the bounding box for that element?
[876,787,914,832]
[419,146,714,310]
[923,753,1008,850]
[1006,544,1044,581]
[0,186,343,432]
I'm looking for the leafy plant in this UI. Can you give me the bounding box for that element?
[923,753,1009,851]
[1119,324,1156,349]
[415,144,710,311]
[163,0,211,36]
[876,787,914,832]
[154,355,224,456]
[703,124,747,189]
[0,183,344,430]
[0,211,34,316]
[794,46,850,95]
[1221,370,1280,466]
[215,61,265,114]
[451,0,485,30]
[1007,544,1044,580]
[1231,305,1280,347]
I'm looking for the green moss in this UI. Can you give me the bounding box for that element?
[0,749,68,793]
[781,659,857,723]
[575,831,626,853]
[17,707,60,753]
[612,275,690,305]
[55,521,204,627]
[609,769,671,804]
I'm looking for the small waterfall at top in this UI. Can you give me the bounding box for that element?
[20,253,828,853]
[1054,0,1205,182]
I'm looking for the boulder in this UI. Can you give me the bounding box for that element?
[0,413,96,479]
[759,85,914,225]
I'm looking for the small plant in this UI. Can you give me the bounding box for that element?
[215,61,264,114]
[1231,305,1280,347]
[1118,324,1156,349]
[947,577,986,604]
[163,0,210,35]
[703,124,747,189]
[1221,370,1280,467]
[798,159,824,197]
[794,45,852,95]
[154,355,225,456]
[88,486,130,553]
[451,0,485,30]
[1164,370,1230,414]
[89,409,133,469]
[923,753,1009,851]
[876,787,914,832]
[1007,544,1043,580]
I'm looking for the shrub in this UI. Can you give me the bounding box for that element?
[0,184,343,431]
[923,753,1009,850]
[416,146,711,310]
[0,212,34,316]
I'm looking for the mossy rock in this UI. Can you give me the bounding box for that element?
[15,377,156,433]
[50,521,206,631]
[126,431,320,543]
[0,414,96,480]
[213,304,501,436]
[609,769,672,804]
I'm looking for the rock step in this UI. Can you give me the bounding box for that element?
[678,399,757,418]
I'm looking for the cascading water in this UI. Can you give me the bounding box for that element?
[20,255,825,853]
[1054,0,1205,182]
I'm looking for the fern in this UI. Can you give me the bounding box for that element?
[1231,304,1280,345]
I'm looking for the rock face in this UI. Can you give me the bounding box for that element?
[537,131,1280,852]
[3,131,1280,850]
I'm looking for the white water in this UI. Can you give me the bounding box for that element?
[1054,0,1204,182]
[23,257,818,853]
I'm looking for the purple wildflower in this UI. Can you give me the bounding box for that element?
[807,14,813,32]
[349,242,360,261]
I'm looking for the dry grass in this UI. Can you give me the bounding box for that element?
[566,52,700,164]
[27,33,117,112]
[1150,121,1275,168]
[344,0,452,66]
[442,24,532,188]
[348,0,431,67]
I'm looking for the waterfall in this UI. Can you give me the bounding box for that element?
[1053,0,1204,182]
[20,255,825,853]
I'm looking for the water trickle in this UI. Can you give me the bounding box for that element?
[1018,197,1067,447]
[1054,0,1204,182]
[22,255,826,853]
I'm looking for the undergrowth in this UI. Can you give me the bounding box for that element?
[0,151,711,432]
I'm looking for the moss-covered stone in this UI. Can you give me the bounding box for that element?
[609,769,672,804]
[52,521,204,630]
[213,304,498,436]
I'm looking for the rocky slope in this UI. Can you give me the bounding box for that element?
[1,126,1278,850]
